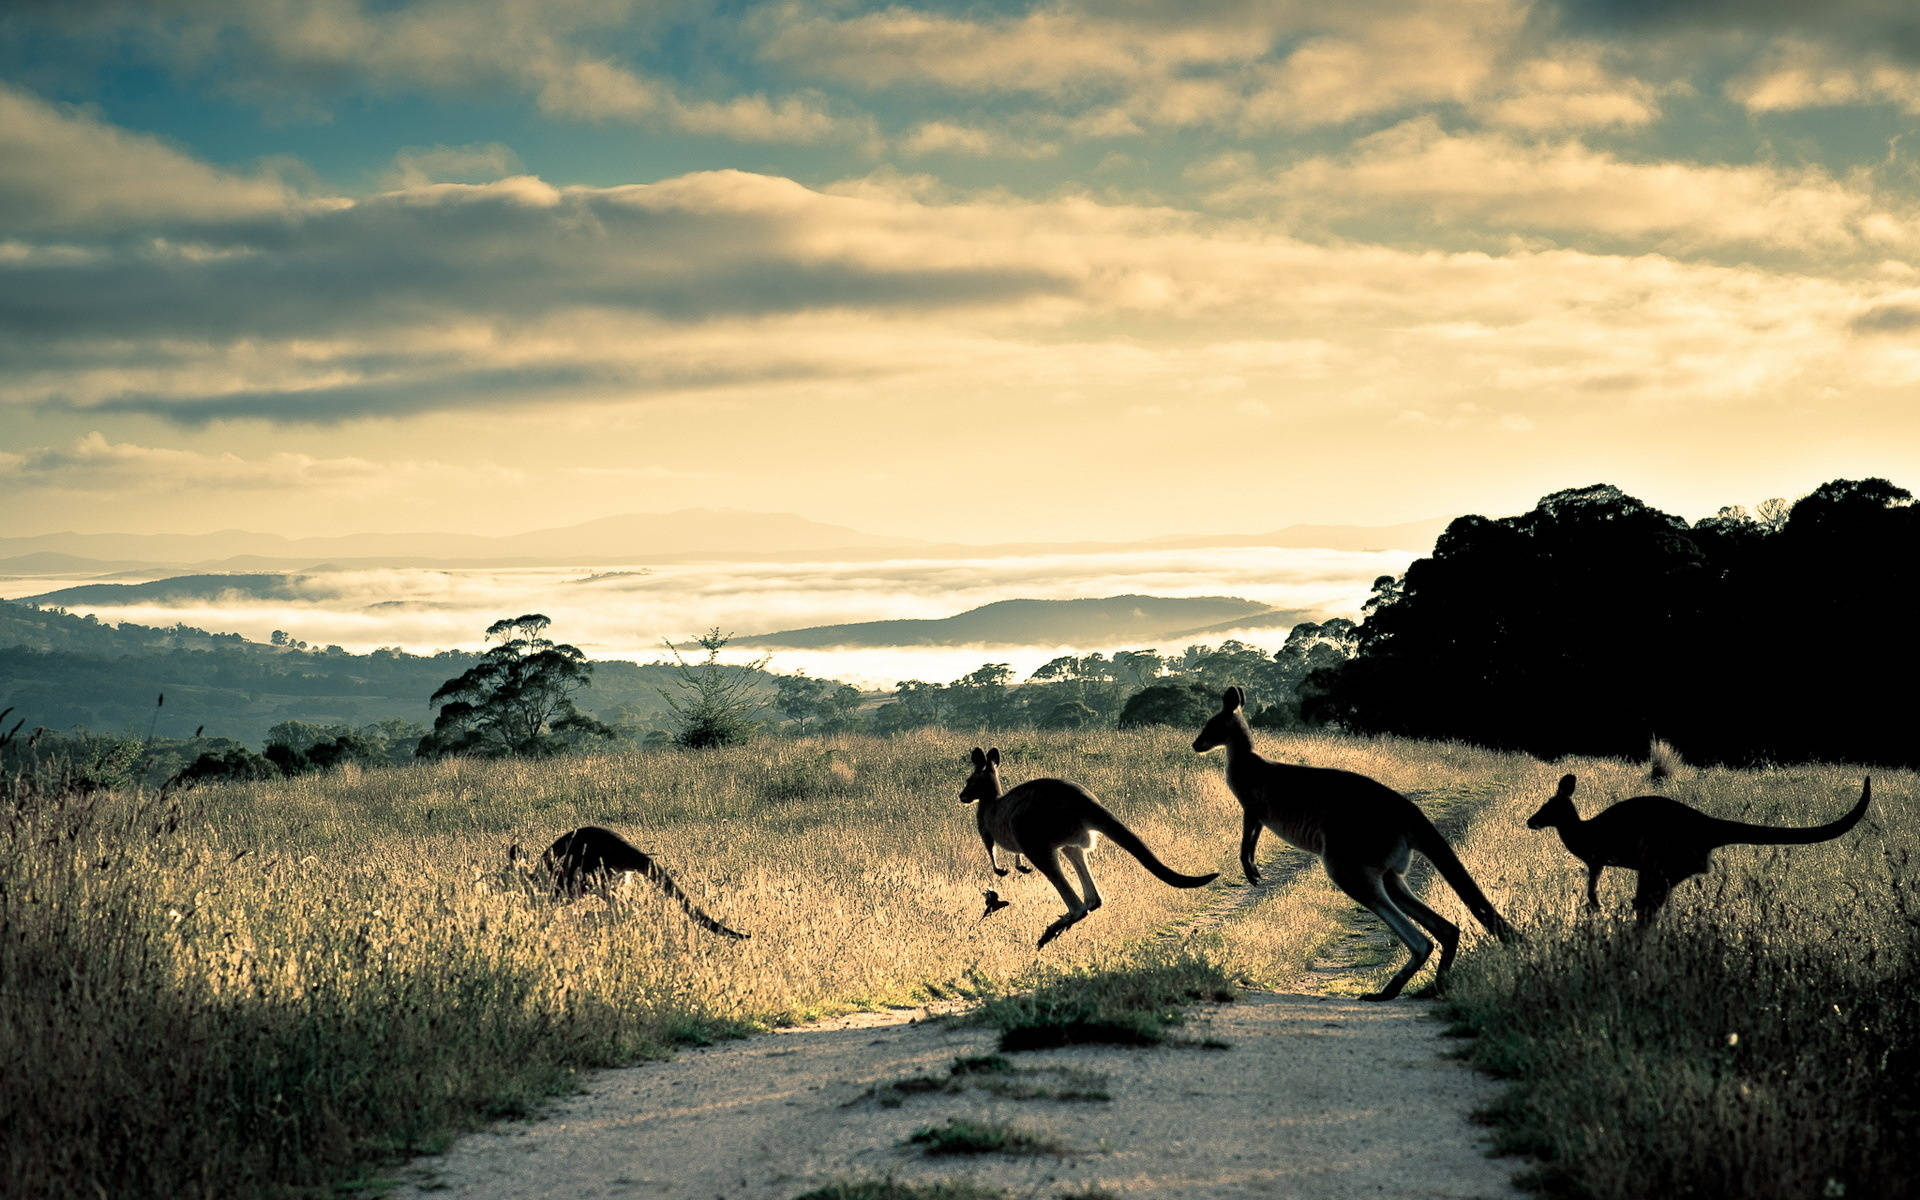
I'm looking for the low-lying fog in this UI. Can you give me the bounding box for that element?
[3,545,1416,689]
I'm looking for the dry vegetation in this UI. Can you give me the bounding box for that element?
[1434,757,1920,1200]
[2,727,1910,1199]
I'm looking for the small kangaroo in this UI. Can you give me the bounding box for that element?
[1192,686,1516,1001]
[1527,773,1872,922]
[510,825,749,939]
[961,746,1219,947]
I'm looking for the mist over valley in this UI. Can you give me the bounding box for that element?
[1,512,1427,688]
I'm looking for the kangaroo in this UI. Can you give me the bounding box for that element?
[510,825,749,939]
[961,746,1218,947]
[1527,773,1872,922]
[1192,686,1516,1001]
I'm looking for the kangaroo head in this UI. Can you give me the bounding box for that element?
[1192,685,1248,753]
[1527,773,1580,830]
[961,746,1001,803]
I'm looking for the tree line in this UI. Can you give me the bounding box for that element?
[1307,478,1920,769]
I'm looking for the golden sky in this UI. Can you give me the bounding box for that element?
[3,1,1918,543]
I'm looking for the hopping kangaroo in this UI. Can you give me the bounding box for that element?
[961,747,1218,948]
[511,825,749,939]
[1528,773,1872,922]
[1193,687,1516,1001]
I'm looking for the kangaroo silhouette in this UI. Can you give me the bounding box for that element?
[962,746,1218,947]
[1193,686,1516,1000]
[513,825,749,939]
[1527,773,1872,921]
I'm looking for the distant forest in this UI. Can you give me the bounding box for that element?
[1308,478,1920,770]
[0,604,706,753]
[0,598,1350,777]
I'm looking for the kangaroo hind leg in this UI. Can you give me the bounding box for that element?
[1060,843,1103,913]
[1030,848,1089,948]
[1325,857,1433,1002]
[1381,870,1459,995]
[1631,870,1678,925]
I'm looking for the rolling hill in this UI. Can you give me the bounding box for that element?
[733,595,1298,649]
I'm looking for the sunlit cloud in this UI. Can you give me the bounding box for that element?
[1214,117,1910,260]
[0,83,302,233]
[0,432,524,497]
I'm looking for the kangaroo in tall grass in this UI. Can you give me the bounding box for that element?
[961,746,1219,947]
[510,826,749,939]
[1527,773,1872,922]
[1192,687,1516,1000]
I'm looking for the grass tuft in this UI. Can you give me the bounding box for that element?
[791,1177,1007,1200]
[902,1118,1067,1157]
[971,953,1236,1051]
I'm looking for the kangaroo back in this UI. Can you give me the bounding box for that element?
[1084,805,1218,889]
[1702,777,1871,849]
[1406,811,1517,942]
[541,826,748,939]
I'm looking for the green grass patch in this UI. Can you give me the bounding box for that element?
[902,1118,1067,1157]
[791,1178,1006,1200]
[969,953,1237,1051]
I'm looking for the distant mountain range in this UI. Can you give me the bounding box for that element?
[0,509,1448,574]
[733,595,1303,649]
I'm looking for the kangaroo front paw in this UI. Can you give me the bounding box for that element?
[1015,863,1032,873]
[993,867,1010,877]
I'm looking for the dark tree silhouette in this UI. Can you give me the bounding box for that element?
[416,614,613,758]
[1117,680,1218,729]
[1311,479,1919,769]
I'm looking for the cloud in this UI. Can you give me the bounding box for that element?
[0,431,389,491]
[0,83,301,233]
[1213,117,1907,259]
[900,121,1059,159]
[1,170,1077,347]
[1850,300,1920,334]
[1472,52,1667,129]
[9,0,864,142]
[762,0,1529,133]
[382,143,521,189]
[7,93,1919,435]
[1728,37,1920,114]
[1553,0,1920,64]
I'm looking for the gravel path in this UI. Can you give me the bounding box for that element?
[391,988,1525,1199]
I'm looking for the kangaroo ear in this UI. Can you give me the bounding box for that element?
[970,747,986,767]
[1223,686,1243,712]
[987,747,1000,765]
[1556,773,1577,796]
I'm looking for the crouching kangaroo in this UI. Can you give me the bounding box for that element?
[1528,773,1872,922]
[1193,687,1516,1001]
[961,747,1218,948]
[511,825,749,939]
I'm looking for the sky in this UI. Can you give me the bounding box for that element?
[4,0,1920,545]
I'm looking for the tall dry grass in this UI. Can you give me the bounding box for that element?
[2,727,1313,1198]
[11,724,1898,1200]
[1435,758,1920,1199]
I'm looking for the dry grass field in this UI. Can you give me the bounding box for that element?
[2,727,1911,1198]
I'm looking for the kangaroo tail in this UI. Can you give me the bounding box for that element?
[1408,812,1518,943]
[642,863,750,939]
[1087,807,1219,889]
[1708,777,1872,848]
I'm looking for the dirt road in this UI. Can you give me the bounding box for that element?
[392,988,1524,1199]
